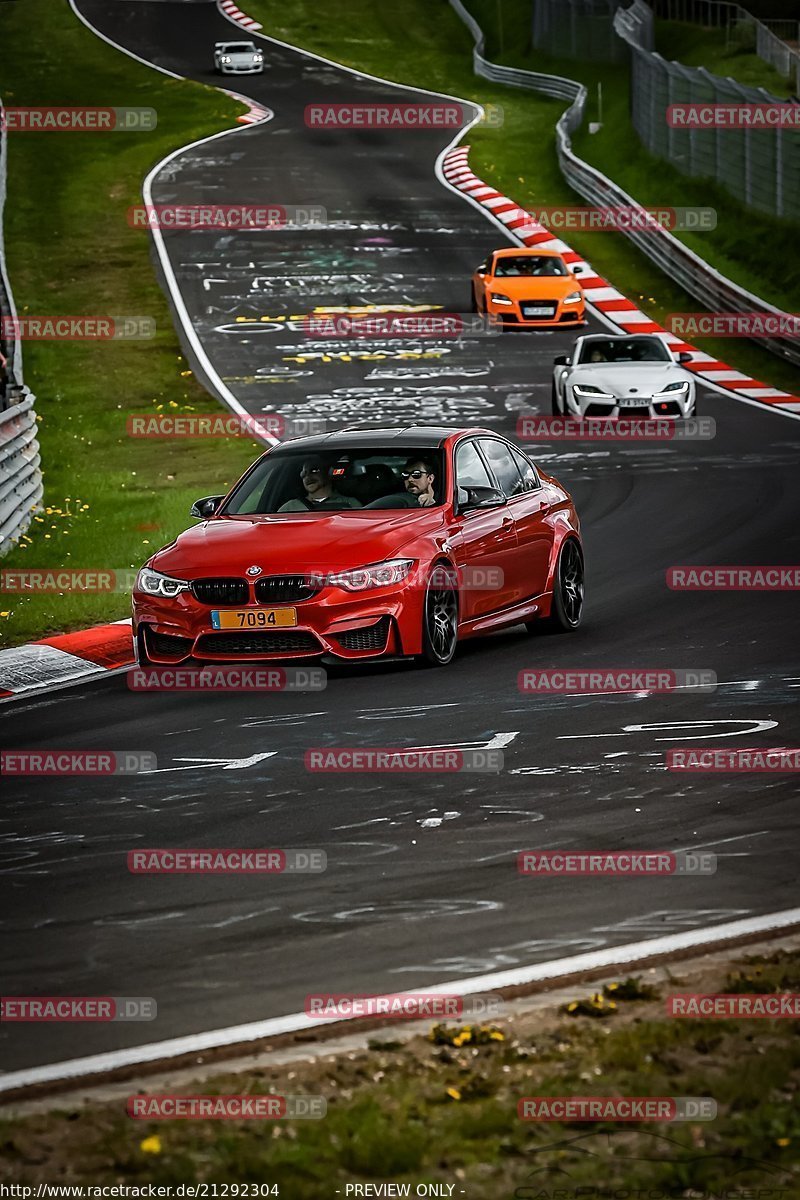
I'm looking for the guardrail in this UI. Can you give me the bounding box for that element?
[448,0,800,369]
[0,393,42,554]
[0,95,43,555]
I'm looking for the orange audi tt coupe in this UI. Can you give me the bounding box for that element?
[471,247,586,328]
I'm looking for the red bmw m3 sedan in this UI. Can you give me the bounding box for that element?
[132,425,584,668]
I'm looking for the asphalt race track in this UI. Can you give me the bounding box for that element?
[1,0,799,1076]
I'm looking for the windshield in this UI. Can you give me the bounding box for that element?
[223,43,256,52]
[494,255,567,277]
[222,447,445,515]
[577,337,672,364]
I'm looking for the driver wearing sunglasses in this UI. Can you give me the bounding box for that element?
[401,458,437,507]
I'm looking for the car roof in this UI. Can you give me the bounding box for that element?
[493,246,562,258]
[578,332,668,343]
[267,425,497,452]
[216,40,255,47]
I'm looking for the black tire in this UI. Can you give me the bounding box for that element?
[551,381,561,415]
[418,562,459,666]
[526,538,584,634]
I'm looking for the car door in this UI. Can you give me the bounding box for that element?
[447,439,519,619]
[478,438,553,602]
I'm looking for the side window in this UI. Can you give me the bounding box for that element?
[510,446,540,492]
[455,441,493,490]
[479,439,525,499]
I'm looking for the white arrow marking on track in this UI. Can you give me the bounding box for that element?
[142,753,277,774]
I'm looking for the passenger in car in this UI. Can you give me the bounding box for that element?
[278,457,362,511]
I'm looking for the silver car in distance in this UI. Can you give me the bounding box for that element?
[213,41,264,74]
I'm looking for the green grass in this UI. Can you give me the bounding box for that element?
[1,949,799,1194]
[656,18,796,96]
[0,0,264,647]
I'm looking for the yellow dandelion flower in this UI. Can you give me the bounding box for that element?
[140,1135,162,1154]
[446,1088,461,1101]
[776,1138,790,1147]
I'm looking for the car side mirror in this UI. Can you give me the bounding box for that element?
[190,495,224,519]
[456,485,506,514]
[572,265,583,274]
[677,351,693,363]
[554,355,569,366]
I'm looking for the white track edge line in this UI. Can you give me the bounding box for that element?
[2,907,798,1094]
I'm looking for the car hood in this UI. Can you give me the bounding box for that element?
[489,276,577,298]
[568,363,688,392]
[148,509,446,578]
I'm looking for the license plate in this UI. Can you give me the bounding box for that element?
[618,396,649,408]
[211,608,297,629]
[522,305,553,317]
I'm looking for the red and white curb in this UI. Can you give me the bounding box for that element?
[0,619,134,700]
[442,146,800,414]
[218,0,262,32]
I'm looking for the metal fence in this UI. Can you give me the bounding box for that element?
[531,0,629,63]
[448,0,800,368]
[650,0,800,92]
[0,95,43,556]
[618,1,800,221]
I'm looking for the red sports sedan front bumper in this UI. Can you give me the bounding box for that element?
[133,580,425,664]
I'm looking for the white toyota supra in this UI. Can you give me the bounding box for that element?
[552,333,697,418]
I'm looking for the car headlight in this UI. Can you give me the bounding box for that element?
[655,381,689,394]
[490,293,513,306]
[563,291,582,304]
[136,567,190,598]
[573,384,614,399]
[327,559,415,592]
[221,56,231,63]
